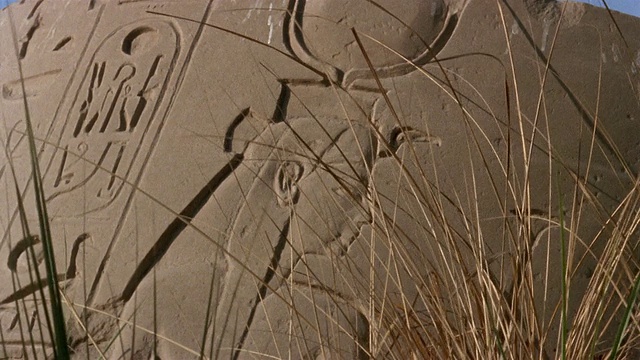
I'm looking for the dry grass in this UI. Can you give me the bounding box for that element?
[1,0,640,359]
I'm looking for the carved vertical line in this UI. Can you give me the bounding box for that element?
[271,82,290,123]
[106,144,126,190]
[120,153,244,302]
[0,4,110,249]
[41,5,105,163]
[224,108,252,153]
[87,0,218,304]
[232,219,291,360]
[26,0,44,19]
[53,146,69,188]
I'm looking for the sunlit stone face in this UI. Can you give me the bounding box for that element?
[298,0,451,73]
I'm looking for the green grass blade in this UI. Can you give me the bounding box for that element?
[7,6,70,359]
[4,150,54,357]
[608,273,640,360]
[557,179,568,360]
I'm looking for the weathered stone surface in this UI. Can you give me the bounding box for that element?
[1,0,639,358]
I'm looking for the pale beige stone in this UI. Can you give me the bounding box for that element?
[0,0,639,359]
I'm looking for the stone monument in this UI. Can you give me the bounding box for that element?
[1,0,639,359]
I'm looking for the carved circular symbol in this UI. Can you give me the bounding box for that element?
[287,0,461,85]
[122,26,157,56]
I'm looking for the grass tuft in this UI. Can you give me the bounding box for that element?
[1,0,640,359]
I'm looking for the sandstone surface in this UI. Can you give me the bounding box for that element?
[1,0,640,359]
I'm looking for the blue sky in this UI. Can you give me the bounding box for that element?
[0,0,639,18]
[577,0,640,17]
[1,0,633,18]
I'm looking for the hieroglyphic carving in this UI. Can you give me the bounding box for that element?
[3,0,640,358]
[2,69,61,100]
[18,12,40,59]
[0,13,181,358]
[0,2,96,354]
[217,117,376,358]
[285,0,459,87]
[46,20,178,215]
[52,36,72,51]
[0,233,90,305]
[110,2,464,358]
[219,2,465,356]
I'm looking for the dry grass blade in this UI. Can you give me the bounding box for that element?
[1,1,640,359]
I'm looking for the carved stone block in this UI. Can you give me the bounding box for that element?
[1,0,639,359]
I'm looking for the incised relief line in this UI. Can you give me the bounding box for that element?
[47,20,178,214]
[284,0,461,87]
[1,233,91,305]
[2,69,61,101]
[112,1,464,357]
[0,16,181,356]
